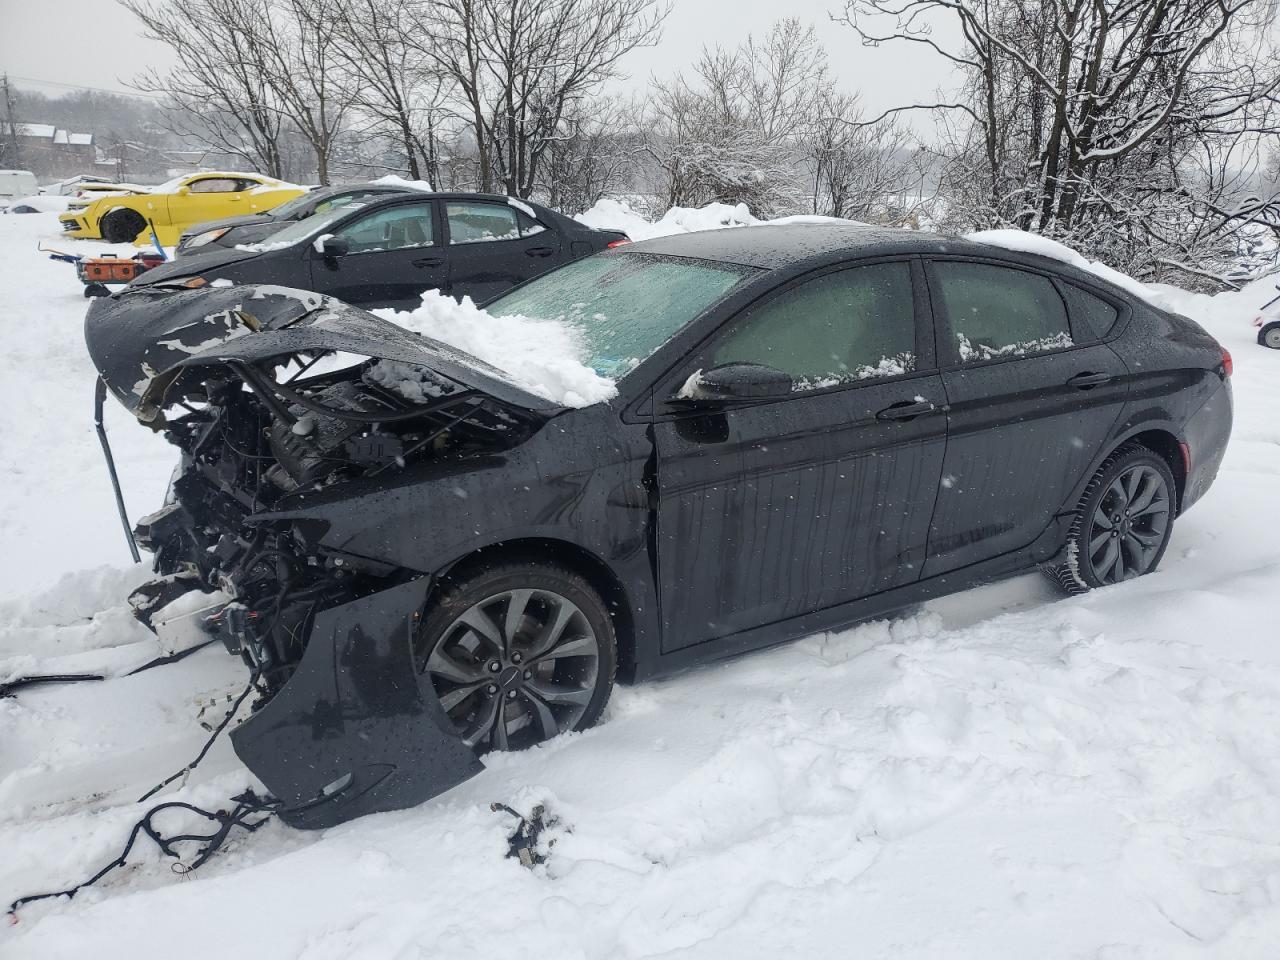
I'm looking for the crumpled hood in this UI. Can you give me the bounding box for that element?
[85,283,561,422]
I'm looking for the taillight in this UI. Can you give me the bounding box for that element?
[1221,346,1233,377]
[606,238,631,249]
[1179,441,1192,475]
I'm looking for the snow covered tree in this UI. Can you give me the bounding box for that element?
[842,0,1280,287]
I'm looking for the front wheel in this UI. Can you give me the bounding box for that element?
[416,562,616,753]
[1045,443,1177,594]
[100,208,146,244]
[1259,321,1280,350]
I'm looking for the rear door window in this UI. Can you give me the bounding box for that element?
[446,201,520,243]
[932,261,1073,362]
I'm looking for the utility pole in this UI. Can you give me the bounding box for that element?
[1,74,21,168]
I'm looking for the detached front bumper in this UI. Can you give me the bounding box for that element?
[229,577,484,829]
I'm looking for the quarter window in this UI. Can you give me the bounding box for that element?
[336,202,435,253]
[710,262,917,391]
[1062,283,1120,340]
[933,262,1073,362]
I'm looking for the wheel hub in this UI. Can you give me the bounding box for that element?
[421,586,601,753]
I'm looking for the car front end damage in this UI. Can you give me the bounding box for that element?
[86,284,560,827]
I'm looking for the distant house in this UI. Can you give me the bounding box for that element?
[11,122,96,178]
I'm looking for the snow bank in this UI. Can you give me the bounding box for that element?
[377,289,617,407]
[575,198,867,241]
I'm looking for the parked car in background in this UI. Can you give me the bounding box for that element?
[174,183,416,256]
[46,174,117,196]
[1251,285,1280,349]
[0,170,39,210]
[86,224,1231,827]
[58,171,306,245]
[130,191,630,309]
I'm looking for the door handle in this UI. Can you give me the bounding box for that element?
[1067,371,1112,389]
[876,400,939,421]
[525,246,555,257]
[412,256,444,268]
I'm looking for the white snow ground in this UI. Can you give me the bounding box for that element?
[2,209,1280,958]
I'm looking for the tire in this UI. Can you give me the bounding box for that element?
[83,282,110,298]
[1044,442,1177,594]
[1259,321,1280,350]
[100,208,146,244]
[416,561,616,754]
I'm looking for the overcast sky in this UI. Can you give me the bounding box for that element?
[1,0,957,123]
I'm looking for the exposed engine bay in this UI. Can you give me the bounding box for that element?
[86,284,559,826]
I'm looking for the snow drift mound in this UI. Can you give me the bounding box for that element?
[376,289,618,408]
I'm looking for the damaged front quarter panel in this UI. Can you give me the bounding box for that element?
[230,577,483,829]
[86,283,560,826]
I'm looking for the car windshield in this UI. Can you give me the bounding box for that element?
[484,252,758,378]
[251,203,365,249]
[267,192,318,220]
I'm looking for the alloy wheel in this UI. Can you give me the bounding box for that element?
[1265,325,1280,349]
[1084,464,1171,585]
[423,588,600,752]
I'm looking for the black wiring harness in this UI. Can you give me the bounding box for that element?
[7,672,282,919]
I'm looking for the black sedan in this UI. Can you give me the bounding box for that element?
[138,191,630,309]
[174,182,414,255]
[86,224,1232,828]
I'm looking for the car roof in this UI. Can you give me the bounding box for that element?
[626,224,1002,269]
[623,224,1138,300]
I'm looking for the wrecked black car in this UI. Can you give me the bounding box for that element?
[86,225,1232,829]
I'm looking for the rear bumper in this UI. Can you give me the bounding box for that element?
[1182,378,1232,513]
[229,577,484,829]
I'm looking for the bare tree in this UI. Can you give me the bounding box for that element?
[808,90,922,222]
[122,0,289,177]
[328,0,453,182]
[420,0,666,196]
[842,0,1280,286]
[537,96,639,211]
[643,19,831,216]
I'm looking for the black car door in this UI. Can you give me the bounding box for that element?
[921,258,1132,576]
[443,200,567,302]
[651,259,948,653]
[308,199,447,310]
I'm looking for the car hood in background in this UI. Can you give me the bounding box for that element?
[178,212,277,241]
[85,283,561,422]
[132,244,264,283]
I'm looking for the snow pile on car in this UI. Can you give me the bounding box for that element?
[377,289,618,408]
[576,197,866,240]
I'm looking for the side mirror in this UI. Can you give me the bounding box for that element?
[175,185,191,196]
[677,362,793,403]
[319,235,350,258]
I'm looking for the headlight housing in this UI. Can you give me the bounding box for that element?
[185,227,230,249]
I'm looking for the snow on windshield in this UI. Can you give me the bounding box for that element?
[377,290,618,408]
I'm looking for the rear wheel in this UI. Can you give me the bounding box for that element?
[1259,321,1280,350]
[1045,443,1176,594]
[416,562,616,753]
[100,208,146,244]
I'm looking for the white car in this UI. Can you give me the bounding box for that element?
[1253,288,1280,349]
[0,169,40,210]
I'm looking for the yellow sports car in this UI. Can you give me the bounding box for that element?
[59,172,306,246]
